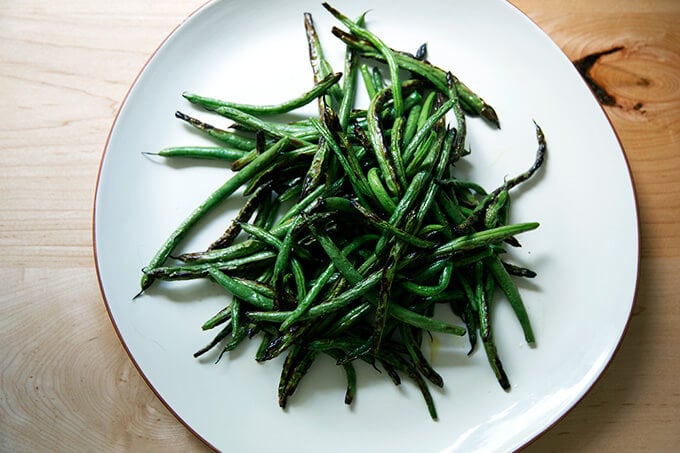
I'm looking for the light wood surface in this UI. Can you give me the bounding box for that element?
[1,1,678,451]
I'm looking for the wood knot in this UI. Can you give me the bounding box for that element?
[573,46,625,107]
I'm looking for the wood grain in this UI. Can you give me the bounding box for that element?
[0,1,210,451]
[1,0,678,451]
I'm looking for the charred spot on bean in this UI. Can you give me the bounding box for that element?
[415,42,428,61]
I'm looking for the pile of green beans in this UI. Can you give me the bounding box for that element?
[139,3,545,420]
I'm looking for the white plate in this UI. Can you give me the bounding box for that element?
[94,1,639,451]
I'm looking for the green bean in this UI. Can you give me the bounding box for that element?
[407,55,488,122]
[307,337,360,353]
[334,339,373,365]
[326,302,372,336]
[290,258,307,302]
[452,123,546,233]
[310,118,375,208]
[389,303,466,336]
[300,137,330,199]
[323,3,404,116]
[417,91,437,130]
[173,111,256,150]
[371,66,386,92]
[279,262,339,328]
[402,103,422,147]
[220,326,248,359]
[238,221,282,250]
[484,189,509,229]
[405,126,454,242]
[365,170,428,263]
[255,330,274,362]
[248,270,382,324]
[178,235,274,263]
[366,167,397,214]
[486,255,535,344]
[309,222,363,283]
[376,347,438,420]
[365,80,426,195]
[305,13,344,108]
[404,254,450,280]
[460,300,478,355]
[261,196,282,231]
[282,349,320,405]
[183,72,342,115]
[436,178,488,196]
[327,349,357,404]
[211,106,313,147]
[479,272,493,342]
[502,261,537,279]
[208,267,274,310]
[337,13,366,130]
[360,64,377,99]
[276,184,326,226]
[482,333,510,390]
[366,85,401,195]
[390,116,407,188]
[201,305,232,331]
[403,96,458,164]
[230,150,258,172]
[401,261,453,297]
[373,241,403,350]
[144,146,249,162]
[456,267,479,312]
[261,322,315,361]
[243,150,315,197]
[330,27,500,128]
[400,324,443,387]
[142,250,276,281]
[278,344,302,407]
[272,215,303,305]
[388,91,423,120]
[139,137,289,291]
[404,130,434,177]
[233,120,319,138]
[193,321,232,358]
[231,276,275,299]
[446,72,467,158]
[434,222,539,257]
[241,219,308,299]
[208,183,272,251]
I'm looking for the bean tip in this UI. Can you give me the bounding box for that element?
[344,393,354,405]
[481,106,501,129]
[415,42,428,61]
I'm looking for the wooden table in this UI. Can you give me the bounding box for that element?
[2,1,678,450]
